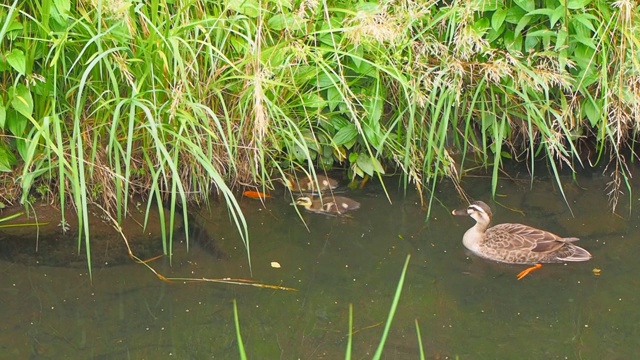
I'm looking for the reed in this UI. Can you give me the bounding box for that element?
[1,0,638,273]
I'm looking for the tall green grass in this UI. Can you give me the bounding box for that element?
[1,0,639,272]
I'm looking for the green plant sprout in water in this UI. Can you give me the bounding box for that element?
[230,255,447,358]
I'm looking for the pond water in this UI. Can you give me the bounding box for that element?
[0,168,638,359]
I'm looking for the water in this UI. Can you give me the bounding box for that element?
[0,170,638,359]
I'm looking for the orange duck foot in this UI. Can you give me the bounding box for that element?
[517,263,542,280]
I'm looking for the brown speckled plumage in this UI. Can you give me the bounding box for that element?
[452,201,592,264]
[295,196,360,215]
[284,174,338,193]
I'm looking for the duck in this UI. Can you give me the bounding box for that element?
[284,174,338,193]
[452,201,592,265]
[295,196,360,215]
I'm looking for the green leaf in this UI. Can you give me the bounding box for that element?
[6,49,26,75]
[505,6,526,24]
[550,6,564,27]
[514,15,532,37]
[479,0,500,11]
[0,103,5,129]
[10,84,34,119]
[53,0,71,19]
[0,143,17,172]
[5,109,28,137]
[351,45,364,69]
[564,0,591,9]
[513,0,535,12]
[355,154,385,176]
[227,0,259,17]
[267,13,304,31]
[582,97,602,127]
[301,93,326,109]
[571,13,597,32]
[326,86,342,111]
[333,123,358,146]
[503,31,523,53]
[573,35,596,49]
[491,8,507,31]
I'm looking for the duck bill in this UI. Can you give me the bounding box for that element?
[451,208,469,216]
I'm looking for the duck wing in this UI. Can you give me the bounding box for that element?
[489,223,578,254]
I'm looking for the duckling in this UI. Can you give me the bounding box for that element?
[452,201,592,264]
[284,174,338,193]
[295,196,360,215]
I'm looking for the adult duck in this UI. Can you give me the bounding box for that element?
[452,201,591,271]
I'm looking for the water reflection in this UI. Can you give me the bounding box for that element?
[1,171,639,358]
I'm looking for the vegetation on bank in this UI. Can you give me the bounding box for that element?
[1,0,639,270]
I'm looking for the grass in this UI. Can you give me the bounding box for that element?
[1,0,639,274]
[232,255,423,359]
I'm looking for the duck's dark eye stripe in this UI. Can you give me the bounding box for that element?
[468,204,484,213]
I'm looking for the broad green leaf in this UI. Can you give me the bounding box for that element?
[10,84,34,118]
[473,18,490,33]
[227,0,259,17]
[492,8,507,31]
[550,5,564,27]
[527,8,555,17]
[364,95,383,125]
[353,60,376,77]
[301,93,325,109]
[356,154,375,176]
[5,19,23,41]
[582,97,601,127]
[355,2,380,11]
[326,86,342,111]
[267,13,304,31]
[524,33,540,51]
[571,13,597,32]
[573,34,596,49]
[15,138,28,162]
[350,45,364,69]
[565,0,591,9]
[514,15,532,37]
[0,144,17,172]
[505,6,526,24]
[513,0,535,12]
[487,27,504,43]
[53,0,71,18]
[316,72,338,88]
[504,31,523,53]
[6,49,26,75]
[355,154,385,176]
[5,109,28,137]
[555,29,568,51]
[333,123,358,146]
[478,0,500,11]
[267,0,292,9]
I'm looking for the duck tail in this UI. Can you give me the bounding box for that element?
[560,244,592,262]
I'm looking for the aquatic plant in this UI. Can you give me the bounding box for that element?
[1,0,639,274]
